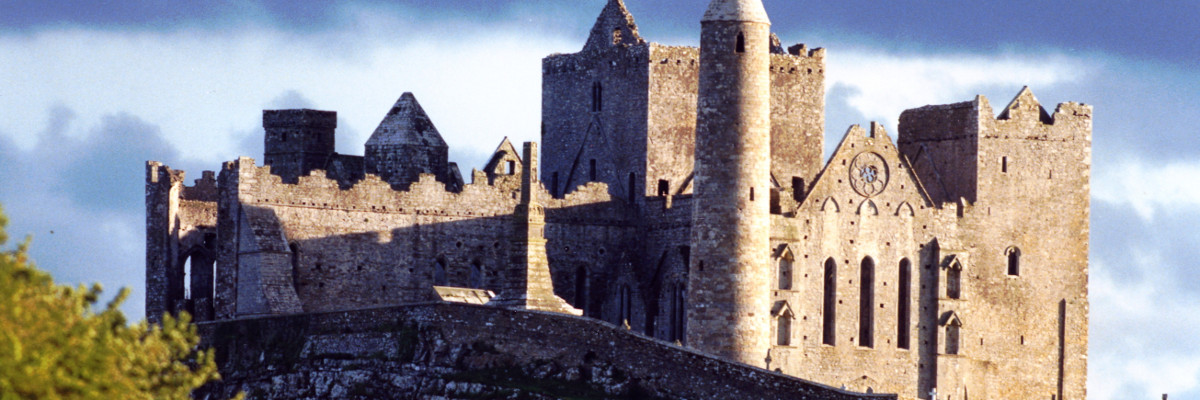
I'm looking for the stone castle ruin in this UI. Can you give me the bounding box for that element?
[146,1,1091,398]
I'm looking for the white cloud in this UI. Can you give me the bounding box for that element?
[1090,253,1200,400]
[826,50,1093,131]
[0,11,576,169]
[1093,158,1200,222]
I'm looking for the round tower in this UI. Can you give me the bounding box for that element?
[687,0,772,365]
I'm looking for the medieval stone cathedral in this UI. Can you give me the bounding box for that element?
[147,1,1091,398]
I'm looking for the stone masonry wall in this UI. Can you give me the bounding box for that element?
[206,156,632,319]
[195,303,896,400]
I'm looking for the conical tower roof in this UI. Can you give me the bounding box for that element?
[367,92,447,147]
[703,0,770,23]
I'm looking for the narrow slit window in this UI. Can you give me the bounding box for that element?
[898,259,912,349]
[628,173,637,203]
[592,82,603,112]
[859,257,875,348]
[1002,156,1009,173]
[575,267,589,314]
[822,258,837,345]
[552,172,560,197]
[658,179,670,197]
[736,32,746,53]
[589,159,598,181]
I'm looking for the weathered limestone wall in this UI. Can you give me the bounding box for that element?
[195,303,896,400]
[950,91,1092,400]
[769,46,826,189]
[646,44,700,198]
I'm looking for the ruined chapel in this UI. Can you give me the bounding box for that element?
[145,1,1092,399]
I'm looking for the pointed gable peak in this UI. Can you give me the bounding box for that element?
[703,0,770,24]
[484,136,522,174]
[583,0,645,52]
[367,92,447,148]
[997,86,1053,123]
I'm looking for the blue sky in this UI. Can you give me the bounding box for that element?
[0,1,1197,398]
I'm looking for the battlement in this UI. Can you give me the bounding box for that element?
[222,156,622,219]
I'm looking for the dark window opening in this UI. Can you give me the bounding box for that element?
[669,285,687,343]
[1002,156,1009,173]
[1007,247,1021,276]
[898,259,912,349]
[552,172,560,197]
[859,257,875,348]
[736,32,746,53]
[628,173,637,203]
[506,160,516,175]
[792,177,805,201]
[589,159,597,181]
[749,186,755,201]
[575,267,589,313]
[658,179,670,197]
[822,258,837,345]
[591,82,603,112]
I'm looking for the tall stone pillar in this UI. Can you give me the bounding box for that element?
[687,0,773,365]
[488,142,582,316]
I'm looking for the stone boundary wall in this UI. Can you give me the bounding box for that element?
[197,303,895,400]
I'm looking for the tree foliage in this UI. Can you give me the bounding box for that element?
[0,204,222,399]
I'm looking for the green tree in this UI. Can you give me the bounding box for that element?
[0,204,223,399]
